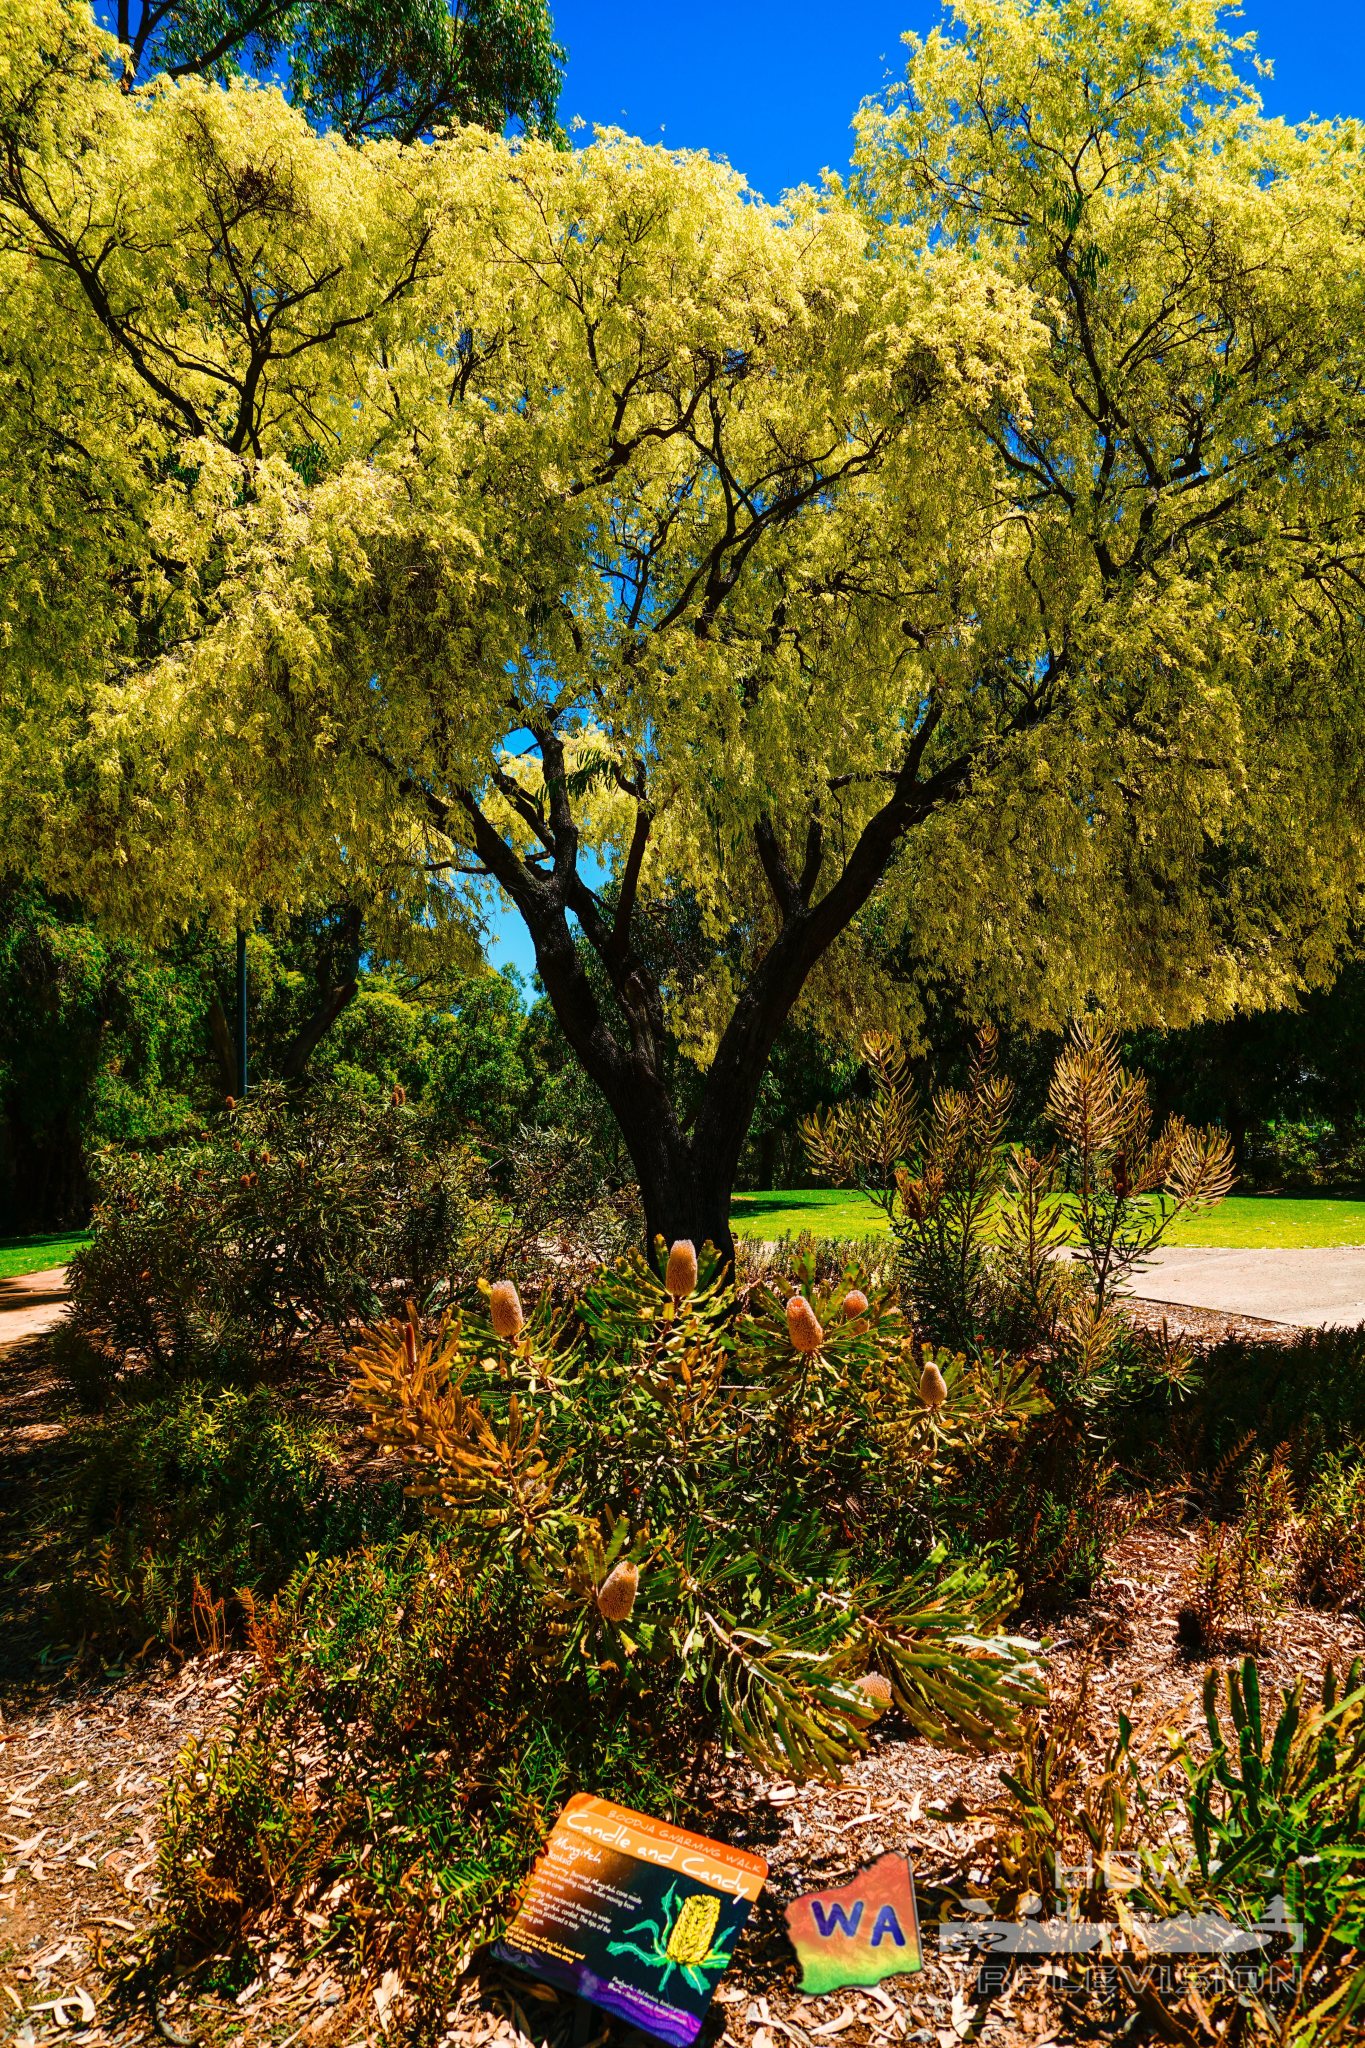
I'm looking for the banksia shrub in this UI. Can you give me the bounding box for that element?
[856,1671,893,1709]
[490,1281,524,1341]
[665,1239,698,1299]
[919,1360,948,1409]
[787,1295,824,1355]
[597,1559,639,1622]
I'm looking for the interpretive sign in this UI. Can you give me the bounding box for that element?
[496,1793,768,2046]
[784,1855,923,1995]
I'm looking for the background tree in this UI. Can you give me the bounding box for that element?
[0,886,209,1231]
[5,0,1365,1260]
[0,880,537,1234]
[100,0,564,143]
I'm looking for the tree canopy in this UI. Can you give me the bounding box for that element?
[4,0,1365,1249]
[98,0,564,143]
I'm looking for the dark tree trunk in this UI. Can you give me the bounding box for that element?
[384,682,1026,1268]
[280,908,364,1082]
[281,976,360,1081]
[634,1134,738,1276]
[207,997,236,1097]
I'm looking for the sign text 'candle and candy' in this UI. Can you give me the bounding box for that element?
[496,1794,767,2047]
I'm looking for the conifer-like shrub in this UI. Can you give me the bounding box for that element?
[62,1084,634,1386]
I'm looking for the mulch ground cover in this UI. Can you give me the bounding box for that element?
[2,1300,1359,2048]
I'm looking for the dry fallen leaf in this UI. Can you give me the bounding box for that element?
[810,2004,858,2037]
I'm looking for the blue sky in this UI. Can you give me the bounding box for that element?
[547,2,1364,206]
[486,0,1364,979]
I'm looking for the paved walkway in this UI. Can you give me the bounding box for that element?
[1129,1246,1365,1330]
[0,1266,71,1350]
[4,1251,1364,1342]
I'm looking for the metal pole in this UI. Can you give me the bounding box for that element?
[236,929,248,1097]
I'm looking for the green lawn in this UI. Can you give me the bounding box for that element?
[730,1188,1365,1250]
[3,1190,1362,1280]
[0,1231,90,1280]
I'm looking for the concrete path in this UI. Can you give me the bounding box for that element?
[4,1250,1364,1342]
[1128,1246,1365,1330]
[0,1267,71,1350]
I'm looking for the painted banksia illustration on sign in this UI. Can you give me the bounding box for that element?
[667,1892,722,1963]
[608,1883,733,1991]
[496,1794,766,2046]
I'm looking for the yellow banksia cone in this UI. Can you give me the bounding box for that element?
[667,1892,720,1963]
[787,1295,824,1354]
[842,1288,869,1328]
[919,1359,948,1409]
[490,1280,524,1340]
[856,1671,893,1709]
[597,1559,639,1622]
[665,1239,698,1299]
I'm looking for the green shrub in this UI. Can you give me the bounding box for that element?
[67,1082,643,1387]
[1105,1324,1365,1505]
[1243,1116,1365,1190]
[44,1384,409,1654]
[996,1658,1365,2042]
[65,1084,499,1384]
[159,1538,676,1973]
[1294,1452,1365,1611]
[156,1241,1050,1978]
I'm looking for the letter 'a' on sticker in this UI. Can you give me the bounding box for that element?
[785,1856,923,1995]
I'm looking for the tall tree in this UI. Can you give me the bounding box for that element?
[4,0,1365,1261]
[99,0,564,143]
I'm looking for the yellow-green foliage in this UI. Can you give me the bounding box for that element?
[350,1240,1050,1783]
[4,0,1365,1045]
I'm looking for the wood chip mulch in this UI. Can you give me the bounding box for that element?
[1121,1299,1300,1351]
[2,1306,1360,2048]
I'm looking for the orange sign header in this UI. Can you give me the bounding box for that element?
[558,1794,768,1901]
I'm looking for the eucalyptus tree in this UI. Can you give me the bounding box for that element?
[99,0,564,142]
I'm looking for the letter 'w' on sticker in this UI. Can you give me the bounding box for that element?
[785,1857,923,1997]
[811,1901,864,1939]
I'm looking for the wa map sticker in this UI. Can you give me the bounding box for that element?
[784,1855,923,1995]
[496,1793,767,2046]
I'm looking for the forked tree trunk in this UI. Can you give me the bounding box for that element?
[628,1123,741,1277]
[416,709,983,1277]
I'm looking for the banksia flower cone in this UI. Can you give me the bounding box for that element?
[787,1295,824,1354]
[919,1360,948,1409]
[856,1671,893,1710]
[224,1095,235,1112]
[392,1083,406,1107]
[597,1559,639,1622]
[842,1289,869,1329]
[665,1239,698,1299]
[490,1280,524,1340]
